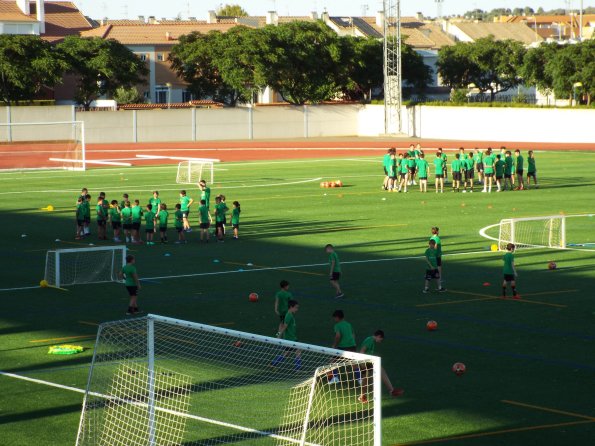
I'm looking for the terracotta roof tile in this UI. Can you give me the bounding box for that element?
[42,1,93,43]
[0,1,37,22]
[454,22,542,44]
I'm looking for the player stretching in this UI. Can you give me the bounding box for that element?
[271,300,302,370]
[358,330,404,403]
[502,243,519,299]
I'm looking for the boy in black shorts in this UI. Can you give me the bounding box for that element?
[326,244,344,298]
[120,254,141,315]
[502,243,519,299]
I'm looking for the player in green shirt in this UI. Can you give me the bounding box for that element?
[198,180,211,209]
[407,148,417,186]
[83,194,91,236]
[451,154,463,192]
[416,153,429,192]
[482,149,495,193]
[328,309,357,385]
[503,151,515,191]
[120,193,129,210]
[382,148,395,190]
[96,197,107,240]
[231,201,241,239]
[179,190,194,232]
[274,280,293,336]
[121,201,133,243]
[424,239,445,293]
[358,330,404,402]
[474,149,484,185]
[119,254,141,315]
[463,152,475,193]
[158,203,169,244]
[144,204,156,245]
[433,151,445,193]
[109,200,122,243]
[514,149,525,190]
[214,195,228,242]
[149,191,161,218]
[75,197,85,239]
[527,150,538,189]
[502,243,519,298]
[131,199,143,244]
[495,154,505,192]
[326,244,344,298]
[271,300,302,370]
[387,152,397,191]
[197,199,212,242]
[174,203,186,244]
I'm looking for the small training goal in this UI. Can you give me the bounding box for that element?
[76,314,381,446]
[45,246,126,288]
[176,159,218,185]
[480,215,567,250]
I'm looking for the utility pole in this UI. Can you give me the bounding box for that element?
[383,0,402,135]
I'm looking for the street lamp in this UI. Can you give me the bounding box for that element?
[165,82,172,108]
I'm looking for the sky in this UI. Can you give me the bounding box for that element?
[75,0,591,21]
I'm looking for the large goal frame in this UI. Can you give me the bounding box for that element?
[176,159,217,185]
[479,215,567,251]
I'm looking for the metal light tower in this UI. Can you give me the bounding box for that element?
[383,0,402,135]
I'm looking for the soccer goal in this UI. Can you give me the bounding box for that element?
[479,215,567,251]
[176,159,217,184]
[0,121,86,171]
[44,246,126,288]
[76,314,381,446]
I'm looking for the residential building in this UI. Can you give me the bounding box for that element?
[500,14,595,41]
[442,21,543,45]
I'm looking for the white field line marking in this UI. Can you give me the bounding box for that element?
[0,371,319,445]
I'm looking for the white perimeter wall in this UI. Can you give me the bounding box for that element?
[0,104,593,144]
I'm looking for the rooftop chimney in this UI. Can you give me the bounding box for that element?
[207,10,217,24]
[266,11,278,26]
[310,11,318,20]
[138,15,145,23]
[16,0,31,15]
[376,10,385,28]
[36,0,45,33]
[148,16,157,24]
[321,10,330,22]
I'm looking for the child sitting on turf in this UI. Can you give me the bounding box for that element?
[198,199,212,242]
[231,201,241,239]
[502,243,519,299]
[158,203,169,244]
[109,200,122,243]
[144,204,156,245]
[75,196,85,239]
[174,203,186,244]
[121,201,133,243]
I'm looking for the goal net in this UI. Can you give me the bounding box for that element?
[497,215,566,250]
[0,121,85,171]
[76,314,381,446]
[176,159,216,185]
[45,246,126,288]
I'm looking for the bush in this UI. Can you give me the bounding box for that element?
[113,87,145,105]
[450,89,469,103]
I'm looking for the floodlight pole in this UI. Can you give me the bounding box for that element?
[383,0,402,135]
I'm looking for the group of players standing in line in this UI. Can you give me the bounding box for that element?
[383,144,539,194]
[74,179,241,245]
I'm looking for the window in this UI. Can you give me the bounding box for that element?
[139,54,147,62]
[157,53,164,61]
[155,89,168,104]
[182,91,193,102]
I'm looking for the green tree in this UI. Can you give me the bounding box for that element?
[402,43,433,93]
[58,36,148,110]
[0,35,66,105]
[521,43,562,97]
[113,86,145,104]
[337,36,382,101]
[546,41,595,104]
[217,4,248,17]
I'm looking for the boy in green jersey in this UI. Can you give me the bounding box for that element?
[96,196,107,240]
[424,239,446,293]
[397,153,409,192]
[387,152,397,191]
[503,151,515,191]
[502,243,519,299]
[120,193,129,210]
[144,204,156,245]
[416,153,429,192]
[463,152,475,193]
[198,199,212,242]
[441,149,448,183]
[75,197,85,239]
[359,330,404,402]
[84,194,92,236]
[158,204,169,244]
[198,180,211,209]
[474,148,484,185]
[271,300,302,370]
[274,280,293,336]
[326,244,344,298]
[174,203,186,244]
[329,309,357,385]
[482,148,495,193]
[121,201,133,243]
[495,154,505,192]
[179,190,194,232]
[109,200,122,243]
[214,195,228,242]
[119,254,141,315]
[131,199,143,243]
[526,150,538,188]
[514,149,525,190]
[149,191,161,218]
[382,148,395,190]
[433,151,445,193]
[407,148,417,186]
[231,201,241,239]
[451,153,463,192]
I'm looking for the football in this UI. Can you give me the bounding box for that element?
[426,320,438,331]
[39,279,49,288]
[248,292,259,302]
[452,362,466,376]
[548,261,557,270]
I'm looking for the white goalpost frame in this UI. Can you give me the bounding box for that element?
[485,215,568,250]
[76,314,382,446]
[0,120,86,171]
[175,158,218,185]
[45,245,126,288]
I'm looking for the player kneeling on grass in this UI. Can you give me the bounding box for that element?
[423,239,446,293]
[502,243,519,299]
[120,254,141,315]
[271,300,302,370]
[358,330,404,403]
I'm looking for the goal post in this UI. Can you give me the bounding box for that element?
[176,159,217,185]
[76,314,382,446]
[0,121,86,171]
[44,245,126,288]
[497,215,566,250]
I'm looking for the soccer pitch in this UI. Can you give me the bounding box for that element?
[0,150,594,445]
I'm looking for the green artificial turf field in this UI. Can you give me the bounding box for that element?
[0,151,594,445]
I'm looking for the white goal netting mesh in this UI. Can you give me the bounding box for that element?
[176,160,215,185]
[76,315,380,446]
[45,246,126,287]
[498,216,566,250]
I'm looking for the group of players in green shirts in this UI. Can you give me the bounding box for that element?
[383,144,538,194]
[75,180,241,245]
